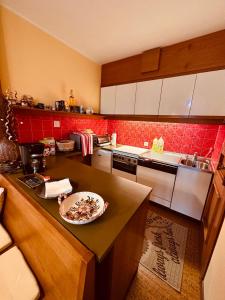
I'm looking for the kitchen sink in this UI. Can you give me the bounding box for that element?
[179,157,212,172]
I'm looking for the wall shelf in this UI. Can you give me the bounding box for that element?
[12,105,106,120]
[12,106,225,124]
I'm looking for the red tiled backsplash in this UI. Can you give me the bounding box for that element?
[108,120,221,157]
[211,125,225,168]
[15,112,108,143]
[15,112,225,160]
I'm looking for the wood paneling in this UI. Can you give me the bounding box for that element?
[141,48,161,73]
[101,30,225,87]
[1,175,95,300]
[201,165,225,278]
[96,199,148,300]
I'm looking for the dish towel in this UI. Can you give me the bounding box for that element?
[73,132,94,156]
[45,178,72,198]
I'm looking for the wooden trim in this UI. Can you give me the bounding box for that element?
[101,30,225,87]
[12,104,225,125]
[201,171,225,279]
[201,279,204,300]
[104,114,225,124]
[104,114,158,122]
[12,105,106,119]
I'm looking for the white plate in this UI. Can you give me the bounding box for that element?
[58,191,108,225]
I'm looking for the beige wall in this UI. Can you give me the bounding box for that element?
[204,217,225,300]
[0,5,101,112]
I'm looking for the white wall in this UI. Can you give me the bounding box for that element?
[204,217,225,300]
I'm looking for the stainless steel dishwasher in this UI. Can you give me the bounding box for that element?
[137,158,178,207]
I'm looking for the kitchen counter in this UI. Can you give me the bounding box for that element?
[101,144,213,171]
[95,143,123,151]
[101,144,184,165]
[140,150,184,166]
[1,154,151,299]
[4,154,151,262]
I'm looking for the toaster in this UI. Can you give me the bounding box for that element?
[69,133,110,151]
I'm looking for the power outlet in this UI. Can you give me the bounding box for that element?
[54,120,60,128]
[144,141,149,147]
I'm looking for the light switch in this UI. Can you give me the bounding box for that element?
[144,141,149,147]
[54,120,60,128]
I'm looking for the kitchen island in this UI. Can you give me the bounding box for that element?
[0,154,151,300]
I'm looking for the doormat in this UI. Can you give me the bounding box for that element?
[140,212,188,292]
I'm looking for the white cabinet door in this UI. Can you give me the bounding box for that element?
[135,79,162,115]
[159,74,196,115]
[115,83,136,114]
[100,86,116,114]
[92,149,112,173]
[137,165,175,203]
[190,70,225,116]
[112,168,136,182]
[171,167,212,220]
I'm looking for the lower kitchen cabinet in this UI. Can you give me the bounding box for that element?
[112,168,136,181]
[91,149,112,173]
[137,165,176,207]
[171,167,212,220]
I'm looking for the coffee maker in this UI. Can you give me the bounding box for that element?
[19,143,46,174]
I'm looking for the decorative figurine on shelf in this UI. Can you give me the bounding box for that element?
[86,107,94,114]
[0,85,19,164]
[21,94,34,107]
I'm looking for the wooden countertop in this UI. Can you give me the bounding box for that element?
[5,155,151,262]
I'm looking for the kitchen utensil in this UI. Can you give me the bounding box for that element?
[19,143,46,174]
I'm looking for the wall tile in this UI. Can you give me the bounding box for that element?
[15,112,108,142]
[211,125,225,169]
[108,120,219,157]
[15,111,224,167]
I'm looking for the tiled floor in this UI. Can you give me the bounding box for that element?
[127,203,201,300]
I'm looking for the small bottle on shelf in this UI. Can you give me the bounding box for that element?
[69,89,75,112]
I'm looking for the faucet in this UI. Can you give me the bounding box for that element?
[204,147,213,159]
[192,152,198,166]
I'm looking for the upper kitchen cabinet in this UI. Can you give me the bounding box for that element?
[115,83,136,114]
[159,74,196,115]
[135,79,162,115]
[100,86,116,114]
[190,70,225,116]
